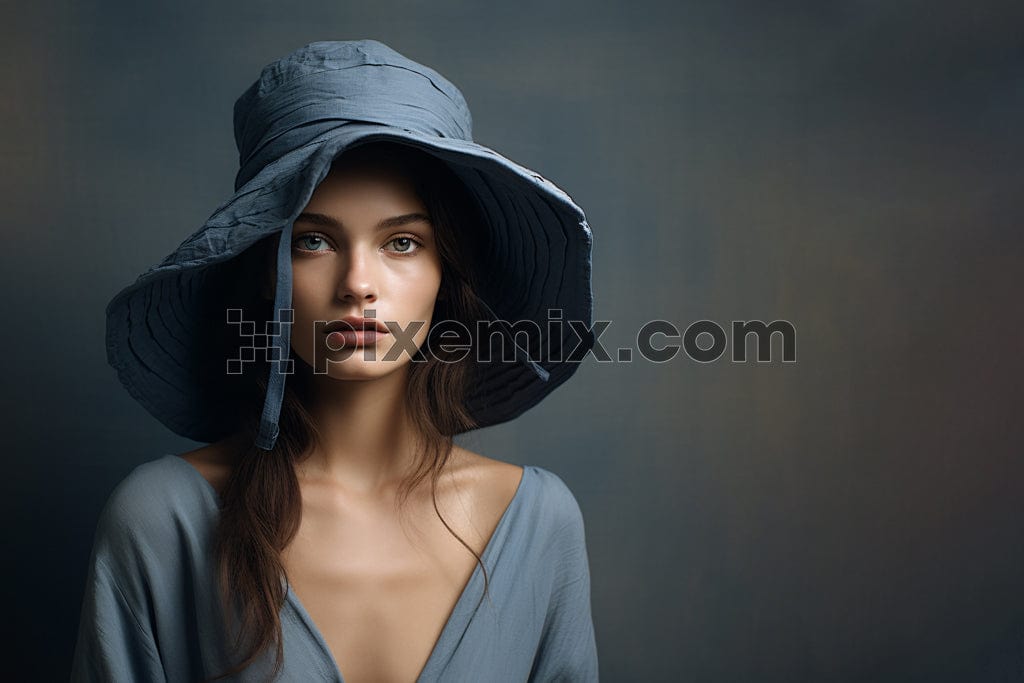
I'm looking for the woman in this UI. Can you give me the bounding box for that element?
[72,40,597,682]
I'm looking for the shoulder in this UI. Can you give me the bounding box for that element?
[99,455,198,525]
[178,431,247,495]
[449,443,521,481]
[524,464,589,542]
[449,445,587,545]
[90,453,212,563]
[446,445,525,542]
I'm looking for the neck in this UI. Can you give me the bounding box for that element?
[298,364,423,495]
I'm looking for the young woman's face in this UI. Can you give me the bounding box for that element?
[287,162,442,382]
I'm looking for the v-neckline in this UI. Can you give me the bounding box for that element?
[166,454,531,683]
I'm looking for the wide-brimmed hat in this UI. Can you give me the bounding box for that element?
[105,39,594,451]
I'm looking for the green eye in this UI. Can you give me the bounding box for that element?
[386,236,422,254]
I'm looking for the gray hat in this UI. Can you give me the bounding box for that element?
[105,39,594,451]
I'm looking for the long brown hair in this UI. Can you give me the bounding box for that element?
[206,141,495,681]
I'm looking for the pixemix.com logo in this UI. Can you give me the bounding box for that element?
[224,308,796,375]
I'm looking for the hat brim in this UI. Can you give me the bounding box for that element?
[105,124,594,443]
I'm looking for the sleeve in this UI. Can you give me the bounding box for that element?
[69,557,166,682]
[529,482,600,682]
[69,474,168,683]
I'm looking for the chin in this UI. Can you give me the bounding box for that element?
[324,360,410,381]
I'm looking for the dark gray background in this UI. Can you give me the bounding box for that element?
[4,1,1023,681]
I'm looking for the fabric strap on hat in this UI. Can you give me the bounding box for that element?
[255,220,295,451]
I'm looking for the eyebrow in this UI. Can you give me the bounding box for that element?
[294,211,432,232]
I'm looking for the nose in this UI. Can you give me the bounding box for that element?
[335,247,378,305]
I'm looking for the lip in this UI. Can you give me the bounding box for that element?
[323,316,390,349]
[325,329,387,348]
[324,317,390,334]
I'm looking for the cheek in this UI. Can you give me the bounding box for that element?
[418,267,443,315]
[394,258,441,306]
[288,270,327,343]
[290,261,331,304]
[400,267,441,345]
[289,284,314,324]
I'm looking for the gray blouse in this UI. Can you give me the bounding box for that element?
[70,454,599,682]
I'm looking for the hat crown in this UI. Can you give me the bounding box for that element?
[232,40,474,190]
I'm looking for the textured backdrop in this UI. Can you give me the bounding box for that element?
[3,1,1023,681]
